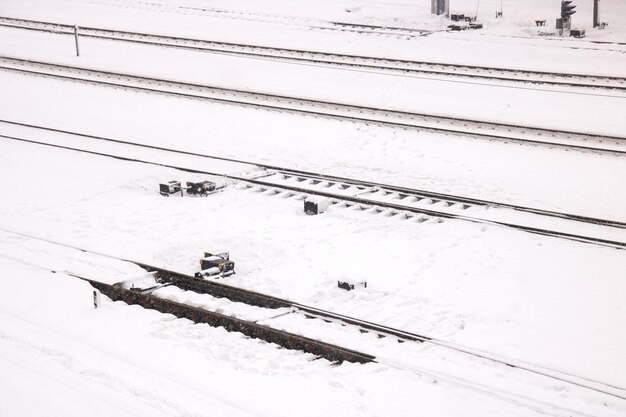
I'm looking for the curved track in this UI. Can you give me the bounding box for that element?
[1,55,625,155]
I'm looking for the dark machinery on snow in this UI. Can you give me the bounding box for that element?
[159,180,224,197]
[159,181,183,197]
[185,181,217,196]
[195,252,235,278]
[337,279,367,291]
[304,196,330,215]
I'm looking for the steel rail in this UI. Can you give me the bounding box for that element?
[1,132,624,249]
[0,56,624,156]
[1,118,624,230]
[0,22,624,93]
[1,16,625,91]
[139,264,626,401]
[82,275,375,364]
[2,228,623,401]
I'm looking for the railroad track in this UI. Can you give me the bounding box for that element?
[1,120,625,249]
[1,16,626,92]
[1,55,625,155]
[141,263,626,403]
[85,275,376,364]
[76,0,433,39]
[1,229,625,417]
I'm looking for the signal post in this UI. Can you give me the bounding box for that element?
[557,0,576,36]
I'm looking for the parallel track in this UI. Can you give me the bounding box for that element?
[143,263,433,343]
[1,16,625,91]
[2,228,625,405]
[1,55,625,155]
[3,8,626,415]
[1,124,624,249]
[1,118,625,231]
[140,263,626,401]
[83,275,375,364]
[77,0,433,39]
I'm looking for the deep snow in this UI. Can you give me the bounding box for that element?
[1,1,626,416]
[0,139,625,417]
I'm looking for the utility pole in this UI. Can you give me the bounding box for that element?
[74,25,80,57]
[593,0,600,28]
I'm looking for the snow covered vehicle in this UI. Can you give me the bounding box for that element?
[195,252,235,278]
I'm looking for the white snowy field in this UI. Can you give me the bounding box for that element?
[1,0,626,415]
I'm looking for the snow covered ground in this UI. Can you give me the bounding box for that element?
[4,255,596,417]
[1,69,624,221]
[2,25,625,136]
[1,0,625,416]
[1,139,625,416]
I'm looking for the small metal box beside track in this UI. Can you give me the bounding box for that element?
[570,29,585,38]
[337,280,367,291]
[304,196,330,215]
[159,181,182,197]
